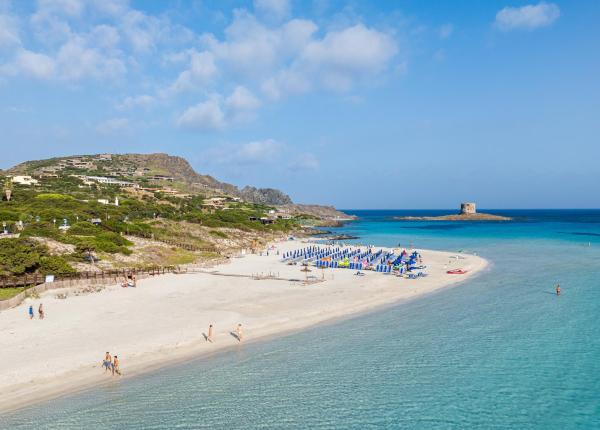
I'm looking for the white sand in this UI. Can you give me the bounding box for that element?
[0,240,487,413]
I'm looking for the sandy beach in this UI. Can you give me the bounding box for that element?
[0,240,487,414]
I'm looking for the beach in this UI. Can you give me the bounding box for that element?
[0,240,487,414]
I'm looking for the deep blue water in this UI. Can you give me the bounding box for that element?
[2,209,600,429]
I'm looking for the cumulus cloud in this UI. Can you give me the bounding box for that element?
[225,85,261,114]
[167,50,217,94]
[89,24,120,49]
[299,24,397,91]
[14,50,56,79]
[120,10,159,53]
[202,12,318,78]
[177,97,226,131]
[495,2,560,31]
[259,23,397,98]
[30,0,84,44]
[177,86,261,130]
[2,1,401,133]
[55,35,126,81]
[96,117,131,136]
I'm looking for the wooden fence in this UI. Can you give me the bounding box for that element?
[0,266,185,289]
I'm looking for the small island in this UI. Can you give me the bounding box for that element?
[394,203,512,221]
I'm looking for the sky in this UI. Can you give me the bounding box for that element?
[0,0,599,209]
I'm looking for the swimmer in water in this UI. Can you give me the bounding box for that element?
[556,284,561,296]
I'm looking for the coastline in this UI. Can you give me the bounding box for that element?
[0,240,488,415]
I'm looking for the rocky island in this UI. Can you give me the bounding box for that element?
[394,203,512,221]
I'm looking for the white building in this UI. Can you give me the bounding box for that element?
[85,176,138,188]
[10,175,39,186]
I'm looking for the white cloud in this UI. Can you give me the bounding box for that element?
[55,35,126,81]
[177,86,261,131]
[206,139,284,165]
[302,24,395,75]
[176,97,225,131]
[167,50,217,94]
[254,0,291,21]
[120,10,159,53]
[439,23,453,39]
[225,86,261,112]
[89,24,120,49]
[234,139,283,163]
[495,2,560,31]
[257,23,397,97]
[0,14,20,50]
[14,50,56,79]
[117,94,155,110]
[30,0,84,45]
[96,117,131,136]
[203,11,318,78]
[289,152,319,171]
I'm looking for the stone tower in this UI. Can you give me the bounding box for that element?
[460,202,476,215]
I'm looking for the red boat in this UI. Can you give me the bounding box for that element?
[447,269,468,274]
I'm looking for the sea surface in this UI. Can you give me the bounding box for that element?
[2,209,600,429]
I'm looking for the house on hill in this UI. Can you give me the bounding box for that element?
[10,175,39,186]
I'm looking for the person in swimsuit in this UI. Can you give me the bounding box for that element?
[236,324,243,342]
[207,324,214,342]
[103,352,112,372]
[556,284,561,296]
[38,303,44,320]
[28,305,34,319]
[112,355,121,376]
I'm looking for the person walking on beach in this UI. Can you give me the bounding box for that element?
[556,284,561,296]
[103,352,112,373]
[38,303,44,319]
[112,355,121,376]
[28,305,34,320]
[207,324,214,342]
[236,323,244,342]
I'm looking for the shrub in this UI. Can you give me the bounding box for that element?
[38,256,76,275]
[0,238,47,275]
[35,193,75,200]
[68,221,98,235]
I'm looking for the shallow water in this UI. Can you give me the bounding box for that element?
[2,210,600,429]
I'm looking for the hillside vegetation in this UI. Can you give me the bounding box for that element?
[0,154,323,276]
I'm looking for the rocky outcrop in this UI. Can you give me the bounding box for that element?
[394,213,512,221]
[239,186,293,205]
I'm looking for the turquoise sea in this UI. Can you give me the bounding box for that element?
[2,209,600,429]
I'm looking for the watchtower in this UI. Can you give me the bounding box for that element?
[460,202,476,215]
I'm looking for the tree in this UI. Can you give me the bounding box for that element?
[3,178,12,202]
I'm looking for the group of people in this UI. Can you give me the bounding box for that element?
[121,274,137,288]
[28,303,44,319]
[102,352,121,376]
[205,323,244,343]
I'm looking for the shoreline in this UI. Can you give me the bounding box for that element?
[0,240,488,415]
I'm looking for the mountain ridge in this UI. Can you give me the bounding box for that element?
[5,152,294,206]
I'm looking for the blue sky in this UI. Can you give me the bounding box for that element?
[1,0,599,209]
